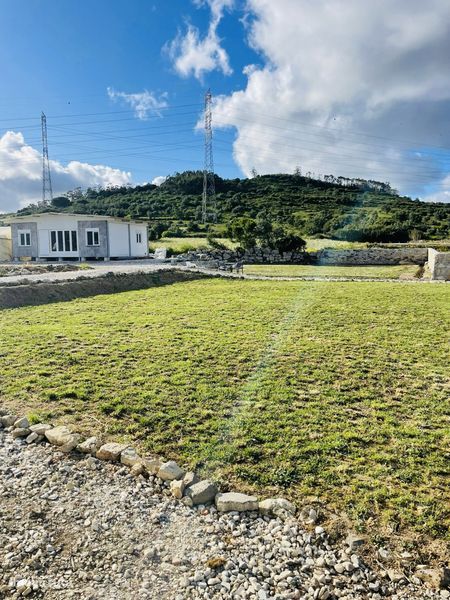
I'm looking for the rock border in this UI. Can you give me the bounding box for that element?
[1,410,449,594]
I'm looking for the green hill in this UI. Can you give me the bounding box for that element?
[16,171,450,242]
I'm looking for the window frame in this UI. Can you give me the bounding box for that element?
[50,230,78,253]
[86,228,100,247]
[18,229,31,247]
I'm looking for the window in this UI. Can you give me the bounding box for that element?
[136,232,142,243]
[18,230,31,247]
[50,230,78,252]
[86,228,100,246]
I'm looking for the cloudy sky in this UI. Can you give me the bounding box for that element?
[1,0,450,213]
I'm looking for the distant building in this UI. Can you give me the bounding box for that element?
[0,226,12,261]
[7,213,148,261]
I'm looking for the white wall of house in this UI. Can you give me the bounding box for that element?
[109,222,131,257]
[36,214,81,258]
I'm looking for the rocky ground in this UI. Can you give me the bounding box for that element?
[0,428,448,600]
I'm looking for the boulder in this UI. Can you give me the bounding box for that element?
[1,415,17,427]
[186,480,218,505]
[77,436,100,455]
[26,432,39,444]
[258,498,296,520]
[14,417,30,429]
[157,461,184,481]
[120,447,141,467]
[30,423,52,436]
[143,457,164,475]
[96,442,129,462]
[170,479,185,499]
[215,492,258,512]
[45,426,80,452]
[183,471,199,488]
[12,427,31,438]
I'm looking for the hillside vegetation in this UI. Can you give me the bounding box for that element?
[16,171,450,243]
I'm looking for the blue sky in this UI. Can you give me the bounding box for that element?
[1,0,450,211]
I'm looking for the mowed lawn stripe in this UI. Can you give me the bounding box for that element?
[0,279,448,540]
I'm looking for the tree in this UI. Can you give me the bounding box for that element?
[226,217,258,249]
[51,196,71,209]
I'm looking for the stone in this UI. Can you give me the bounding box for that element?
[14,416,30,429]
[120,447,141,467]
[183,471,199,488]
[345,533,366,551]
[186,480,218,505]
[30,423,52,436]
[416,567,450,590]
[258,498,296,520]
[170,479,185,499]
[387,569,405,583]
[215,492,259,512]
[1,414,17,427]
[96,442,129,462]
[157,461,184,481]
[12,427,31,438]
[45,426,79,452]
[26,432,39,444]
[130,463,145,477]
[142,457,163,475]
[77,436,100,455]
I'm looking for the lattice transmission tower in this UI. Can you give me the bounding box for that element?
[41,112,53,206]
[202,89,216,224]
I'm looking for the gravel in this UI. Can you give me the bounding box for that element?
[0,430,446,600]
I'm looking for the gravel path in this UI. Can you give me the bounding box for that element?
[0,431,445,600]
[0,261,445,287]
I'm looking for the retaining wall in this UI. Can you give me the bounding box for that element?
[428,248,450,280]
[316,247,428,265]
[0,270,210,309]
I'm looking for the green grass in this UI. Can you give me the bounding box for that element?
[149,237,237,255]
[0,279,448,543]
[304,238,368,251]
[244,264,421,279]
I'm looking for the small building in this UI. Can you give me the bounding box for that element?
[7,213,148,261]
[0,226,12,261]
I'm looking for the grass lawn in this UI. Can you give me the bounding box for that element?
[304,238,368,251]
[149,237,237,255]
[0,279,448,545]
[244,264,421,279]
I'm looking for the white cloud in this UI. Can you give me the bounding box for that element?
[208,0,450,198]
[0,131,131,213]
[151,175,167,186]
[167,0,234,80]
[423,175,450,203]
[107,87,168,120]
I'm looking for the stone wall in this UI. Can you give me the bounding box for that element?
[177,247,308,266]
[428,248,450,280]
[316,247,428,265]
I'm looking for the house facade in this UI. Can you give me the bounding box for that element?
[8,213,148,261]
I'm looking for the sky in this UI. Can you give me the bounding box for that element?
[1,0,450,213]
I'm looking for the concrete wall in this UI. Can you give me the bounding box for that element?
[77,220,109,259]
[316,247,428,265]
[11,222,38,259]
[428,248,450,280]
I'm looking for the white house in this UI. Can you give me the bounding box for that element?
[7,213,148,261]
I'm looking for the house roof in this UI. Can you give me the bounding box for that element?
[5,212,147,225]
